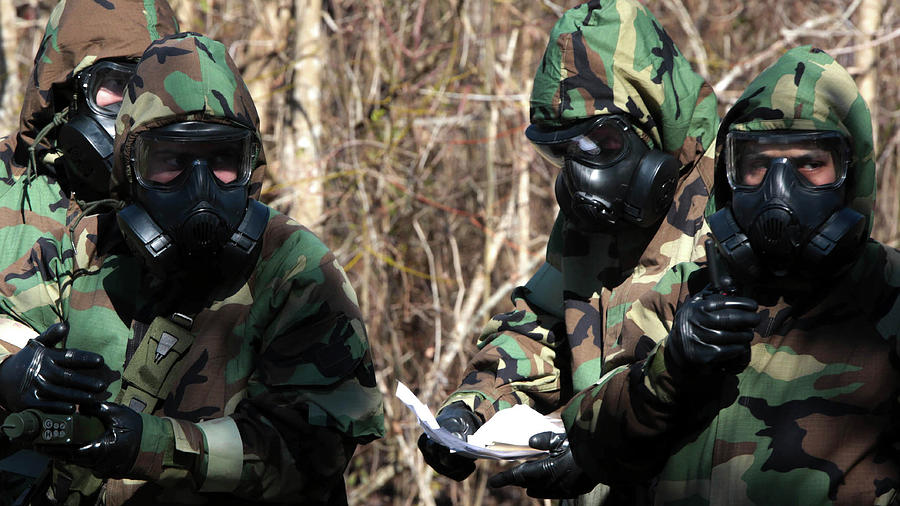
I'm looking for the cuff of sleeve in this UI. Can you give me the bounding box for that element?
[644,340,678,405]
[131,413,175,480]
[196,417,243,493]
[443,391,495,421]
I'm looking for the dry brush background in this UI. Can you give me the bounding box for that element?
[1,0,898,504]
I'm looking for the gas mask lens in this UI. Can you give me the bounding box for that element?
[133,123,255,189]
[525,116,630,168]
[725,130,850,190]
[79,61,136,117]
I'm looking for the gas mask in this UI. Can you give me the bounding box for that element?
[58,60,135,198]
[526,115,680,232]
[117,121,268,288]
[707,130,865,279]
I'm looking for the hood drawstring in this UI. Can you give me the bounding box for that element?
[67,197,125,256]
[21,107,70,223]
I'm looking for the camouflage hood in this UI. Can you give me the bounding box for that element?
[530,0,718,171]
[712,46,876,236]
[113,32,265,200]
[17,0,178,152]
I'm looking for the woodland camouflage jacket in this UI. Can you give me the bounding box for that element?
[562,46,900,505]
[0,2,178,497]
[0,32,384,506]
[444,0,718,424]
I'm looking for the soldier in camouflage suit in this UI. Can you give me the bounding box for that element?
[418,0,717,501]
[0,0,179,346]
[0,1,178,502]
[0,31,384,506]
[562,45,900,504]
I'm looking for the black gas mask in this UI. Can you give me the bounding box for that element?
[117,121,268,289]
[58,60,135,198]
[526,115,680,232]
[707,130,865,280]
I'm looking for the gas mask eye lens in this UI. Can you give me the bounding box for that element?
[526,115,632,168]
[736,154,769,187]
[81,61,136,117]
[792,153,837,186]
[94,78,126,108]
[143,148,185,184]
[571,123,626,164]
[208,151,243,184]
[134,123,255,190]
[573,136,601,156]
[726,130,849,190]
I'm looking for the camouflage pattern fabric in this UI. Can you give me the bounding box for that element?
[562,46,900,505]
[444,0,717,428]
[0,33,384,505]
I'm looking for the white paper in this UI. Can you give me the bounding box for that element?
[466,404,563,448]
[396,381,564,460]
[0,318,38,350]
[396,381,440,430]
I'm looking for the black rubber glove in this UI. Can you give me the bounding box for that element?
[417,401,483,481]
[664,291,761,381]
[487,431,595,498]
[0,322,108,414]
[40,402,142,478]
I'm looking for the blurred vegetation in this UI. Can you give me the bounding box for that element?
[1,0,897,504]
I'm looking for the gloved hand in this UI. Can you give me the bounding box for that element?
[487,431,595,498]
[0,322,109,413]
[417,401,483,481]
[664,291,761,381]
[40,402,142,478]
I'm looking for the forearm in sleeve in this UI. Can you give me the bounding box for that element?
[444,293,567,420]
[562,343,684,485]
[125,366,380,504]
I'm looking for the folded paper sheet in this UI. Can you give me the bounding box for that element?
[396,381,564,460]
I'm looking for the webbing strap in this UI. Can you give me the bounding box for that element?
[115,313,194,414]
